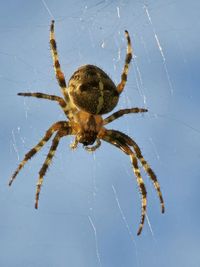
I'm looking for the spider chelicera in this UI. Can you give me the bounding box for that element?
[9,20,164,235]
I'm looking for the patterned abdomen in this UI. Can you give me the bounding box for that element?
[68,65,119,115]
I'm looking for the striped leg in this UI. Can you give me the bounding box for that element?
[119,132,165,213]
[35,128,69,209]
[103,108,148,125]
[18,92,69,118]
[50,20,74,118]
[117,30,133,94]
[108,130,165,214]
[101,129,147,235]
[9,121,67,186]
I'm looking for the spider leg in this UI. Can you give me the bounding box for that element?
[103,108,148,125]
[50,20,75,120]
[117,30,133,94]
[101,129,147,235]
[103,130,164,213]
[18,92,70,118]
[84,139,101,152]
[9,121,68,186]
[114,131,165,213]
[35,126,71,209]
[70,136,79,150]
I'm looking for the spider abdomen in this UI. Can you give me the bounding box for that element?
[68,65,119,115]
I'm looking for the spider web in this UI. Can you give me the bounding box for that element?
[0,1,200,266]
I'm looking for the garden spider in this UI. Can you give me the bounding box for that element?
[9,20,164,235]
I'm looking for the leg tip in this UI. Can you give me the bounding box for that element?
[50,20,55,31]
[137,222,144,235]
[137,228,142,236]
[161,205,165,213]
[125,30,130,41]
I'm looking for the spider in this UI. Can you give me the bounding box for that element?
[9,20,164,235]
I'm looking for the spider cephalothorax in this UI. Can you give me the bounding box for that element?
[71,111,103,147]
[9,20,164,235]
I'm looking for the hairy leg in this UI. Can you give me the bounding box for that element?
[50,20,69,102]
[117,30,133,94]
[9,121,68,186]
[50,20,76,119]
[101,129,147,235]
[18,92,70,117]
[103,108,148,125]
[111,130,165,213]
[111,131,165,213]
[35,125,71,208]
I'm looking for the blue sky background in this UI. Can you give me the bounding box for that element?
[0,0,200,266]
